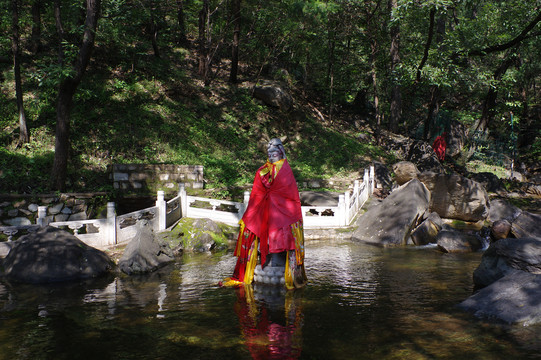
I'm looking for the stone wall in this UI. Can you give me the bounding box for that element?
[0,193,102,227]
[111,164,204,193]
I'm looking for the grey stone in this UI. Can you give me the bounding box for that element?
[193,218,222,234]
[411,214,441,245]
[491,219,511,240]
[54,214,70,222]
[114,172,129,181]
[352,179,430,246]
[68,212,87,221]
[407,140,444,173]
[0,202,10,207]
[28,204,39,212]
[2,227,114,283]
[511,211,541,239]
[488,199,521,223]
[0,242,13,257]
[61,207,72,215]
[49,203,64,215]
[7,209,18,217]
[419,172,489,222]
[118,221,174,275]
[473,237,541,289]
[459,271,541,326]
[253,82,293,112]
[436,230,483,253]
[4,217,32,226]
[392,161,419,186]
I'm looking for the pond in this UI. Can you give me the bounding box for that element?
[1,239,540,359]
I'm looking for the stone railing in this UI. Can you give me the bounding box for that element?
[1,166,374,249]
[181,165,375,228]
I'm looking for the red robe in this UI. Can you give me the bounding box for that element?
[432,134,447,162]
[242,159,303,266]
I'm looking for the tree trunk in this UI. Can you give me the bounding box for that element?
[229,0,241,83]
[423,85,440,140]
[416,7,435,82]
[176,0,188,45]
[149,2,160,58]
[30,0,42,54]
[51,0,101,191]
[198,0,210,83]
[472,56,515,135]
[11,0,28,145]
[370,39,381,145]
[388,0,401,133]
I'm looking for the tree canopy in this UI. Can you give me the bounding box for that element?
[0,0,540,192]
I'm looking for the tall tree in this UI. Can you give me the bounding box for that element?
[30,0,42,54]
[198,0,210,83]
[388,0,401,133]
[176,0,188,45]
[51,0,101,191]
[229,0,240,83]
[11,0,28,145]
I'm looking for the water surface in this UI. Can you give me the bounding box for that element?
[1,239,540,359]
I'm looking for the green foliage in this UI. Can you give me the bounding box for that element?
[0,0,540,195]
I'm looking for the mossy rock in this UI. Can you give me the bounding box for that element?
[159,218,236,253]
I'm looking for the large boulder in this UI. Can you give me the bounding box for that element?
[418,172,489,222]
[159,217,225,253]
[487,198,521,223]
[459,271,541,326]
[118,221,175,275]
[445,120,467,159]
[511,211,541,239]
[2,227,114,283]
[472,237,541,289]
[407,140,444,173]
[410,212,442,245]
[392,161,419,186]
[352,179,430,246]
[253,81,293,112]
[436,229,483,253]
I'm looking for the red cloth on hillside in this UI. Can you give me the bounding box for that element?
[242,159,303,266]
[432,133,447,162]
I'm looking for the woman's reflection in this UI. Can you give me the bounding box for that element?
[234,284,304,359]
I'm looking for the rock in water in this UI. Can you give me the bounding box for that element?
[352,179,430,246]
[118,221,174,275]
[2,227,114,283]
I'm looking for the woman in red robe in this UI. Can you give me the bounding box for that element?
[221,139,307,289]
[432,132,447,162]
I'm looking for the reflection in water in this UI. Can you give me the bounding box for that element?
[234,284,303,359]
[1,241,541,359]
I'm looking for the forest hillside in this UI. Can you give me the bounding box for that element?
[1,1,540,200]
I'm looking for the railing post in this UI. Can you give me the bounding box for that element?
[37,206,48,227]
[107,202,116,245]
[239,191,250,216]
[179,183,187,218]
[354,180,360,197]
[156,190,166,231]
[338,194,346,226]
[370,165,375,194]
